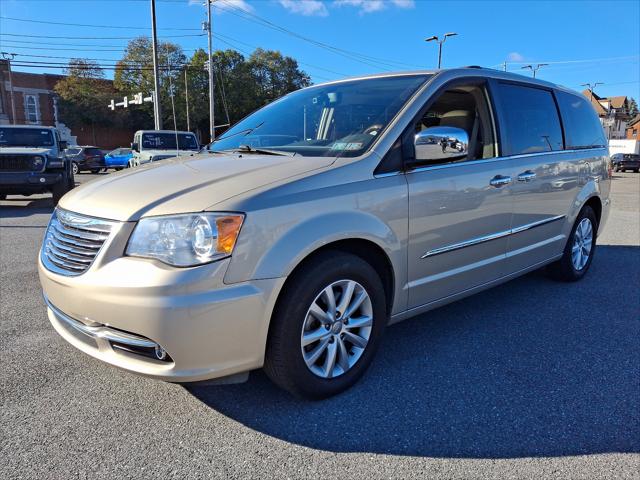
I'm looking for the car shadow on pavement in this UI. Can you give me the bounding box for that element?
[0,198,54,218]
[187,245,640,459]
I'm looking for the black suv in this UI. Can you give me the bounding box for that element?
[613,153,640,173]
[0,125,74,205]
[64,146,107,175]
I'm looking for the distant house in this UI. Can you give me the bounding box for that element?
[626,114,640,140]
[0,60,134,149]
[582,89,631,140]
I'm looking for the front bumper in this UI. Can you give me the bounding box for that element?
[0,171,62,192]
[39,248,285,382]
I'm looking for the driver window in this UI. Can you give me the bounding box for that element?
[415,85,495,162]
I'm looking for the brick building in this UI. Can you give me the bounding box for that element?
[0,60,134,149]
[626,114,640,140]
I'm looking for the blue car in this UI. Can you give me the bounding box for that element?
[104,148,133,170]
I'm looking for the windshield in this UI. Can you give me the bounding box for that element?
[142,133,199,151]
[0,128,54,148]
[211,75,430,157]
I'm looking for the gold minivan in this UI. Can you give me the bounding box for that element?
[39,68,610,398]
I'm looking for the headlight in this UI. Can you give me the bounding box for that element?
[32,155,44,169]
[126,213,244,267]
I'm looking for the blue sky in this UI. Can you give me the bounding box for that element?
[1,0,638,100]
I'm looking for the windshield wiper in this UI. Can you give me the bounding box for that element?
[233,145,295,157]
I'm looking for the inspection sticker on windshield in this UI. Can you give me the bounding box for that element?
[331,142,363,151]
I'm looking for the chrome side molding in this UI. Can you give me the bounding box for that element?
[421,215,566,258]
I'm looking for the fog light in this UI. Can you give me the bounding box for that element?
[154,345,167,360]
[40,177,46,183]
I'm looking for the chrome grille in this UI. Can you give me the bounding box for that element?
[41,209,118,276]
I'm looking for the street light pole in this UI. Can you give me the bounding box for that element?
[581,82,603,103]
[184,68,190,132]
[150,0,163,129]
[206,0,216,143]
[521,63,548,79]
[1,52,18,125]
[425,32,457,69]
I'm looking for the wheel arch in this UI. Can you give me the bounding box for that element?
[276,238,396,317]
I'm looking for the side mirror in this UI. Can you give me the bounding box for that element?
[59,140,68,150]
[131,142,139,152]
[414,126,469,162]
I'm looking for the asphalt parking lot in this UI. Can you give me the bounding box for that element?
[1,172,639,479]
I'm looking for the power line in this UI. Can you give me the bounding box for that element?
[0,32,205,40]
[1,43,203,53]
[216,0,423,71]
[0,15,200,31]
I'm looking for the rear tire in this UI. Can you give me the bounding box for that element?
[264,251,388,399]
[547,205,598,282]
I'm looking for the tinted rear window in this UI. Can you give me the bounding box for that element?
[497,83,563,156]
[84,148,103,155]
[556,91,607,149]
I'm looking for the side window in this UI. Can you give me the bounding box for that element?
[25,95,40,124]
[556,91,607,149]
[496,83,563,155]
[412,84,496,163]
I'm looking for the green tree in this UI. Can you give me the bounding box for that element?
[628,97,638,117]
[247,48,311,106]
[54,59,122,131]
[114,37,187,129]
[113,40,311,141]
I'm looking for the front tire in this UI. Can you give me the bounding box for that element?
[547,205,598,282]
[264,251,387,399]
[72,162,79,175]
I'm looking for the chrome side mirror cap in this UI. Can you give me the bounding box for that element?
[414,126,469,162]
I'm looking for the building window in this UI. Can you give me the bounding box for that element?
[25,95,40,124]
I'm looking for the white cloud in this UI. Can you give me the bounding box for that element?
[507,52,525,62]
[278,0,329,16]
[334,0,415,14]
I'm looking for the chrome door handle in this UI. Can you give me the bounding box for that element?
[489,175,512,188]
[517,170,537,182]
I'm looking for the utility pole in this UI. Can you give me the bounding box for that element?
[206,0,216,143]
[1,52,18,124]
[150,0,163,129]
[425,32,457,69]
[581,82,603,103]
[502,61,507,72]
[521,63,548,78]
[184,68,190,132]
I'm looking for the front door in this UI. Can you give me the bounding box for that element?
[406,81,513,308]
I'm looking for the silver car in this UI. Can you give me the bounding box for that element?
[38,68,610,398]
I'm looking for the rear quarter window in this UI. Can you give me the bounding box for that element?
[556,91,607,149]
[496,83,564,156]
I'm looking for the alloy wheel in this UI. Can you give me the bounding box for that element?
[571,217,593,271]
[300,279,373,379]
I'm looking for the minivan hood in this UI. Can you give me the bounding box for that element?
[59,153,334,221]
